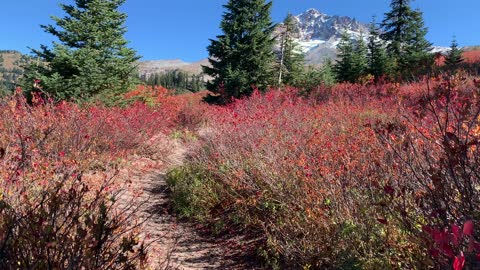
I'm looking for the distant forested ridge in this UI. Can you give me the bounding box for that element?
[140,70,205,93]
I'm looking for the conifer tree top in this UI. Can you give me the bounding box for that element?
[203,0,275,103]
[23,0,139,102]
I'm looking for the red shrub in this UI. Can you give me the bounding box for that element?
[0,90,185,269]
[376,75,480,269]
[463,50,480,64]
[124,85,209,131]
[175,88,417,268]
[169,75,480,269]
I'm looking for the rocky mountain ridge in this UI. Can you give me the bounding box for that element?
[278,8,370,64]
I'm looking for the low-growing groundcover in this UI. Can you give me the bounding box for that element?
[168,77,480,269]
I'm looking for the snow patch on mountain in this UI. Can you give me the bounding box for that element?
[431,46,450,54]
[296,40,326,53]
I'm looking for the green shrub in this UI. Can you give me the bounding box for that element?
[166,165,220,221]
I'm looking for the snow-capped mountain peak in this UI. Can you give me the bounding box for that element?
[277,8,370,64]
[277,8,448,65]
[293,8,368,42]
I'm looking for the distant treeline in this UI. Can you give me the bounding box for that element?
[0,50,21,54]
[140,70,205,93]
[0,68,23,91]
[0,53,29,95]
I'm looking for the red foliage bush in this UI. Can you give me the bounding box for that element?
[169,75,480,269]
[0,89,190,269]
[463,50,480,64]
[173,88,418,268]
[376,74,480,269]
[123,85,209,131]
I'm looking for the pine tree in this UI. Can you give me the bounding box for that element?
[334,33,367,83]
[367,18,389,81]
[444,37,464,69]
[320,59,336,87]
[381,0,432,77]
[334,33,355,83]
[402,9,433,74]
[276,13,304,86]
[203,0,276,103]
[23,0,140,102]
[296,60,336,94]
[381,0,411,58]
[352,35,368,80]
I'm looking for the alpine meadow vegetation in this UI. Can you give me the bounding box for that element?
[167,75,480,270]
[1,0,480,269]
[0,87,208,269]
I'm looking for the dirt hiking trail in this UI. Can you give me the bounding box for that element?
[119,137,261,270]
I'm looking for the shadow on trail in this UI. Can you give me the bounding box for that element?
[142,172,264,270]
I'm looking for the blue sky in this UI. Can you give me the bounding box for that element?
[1,0,478,61]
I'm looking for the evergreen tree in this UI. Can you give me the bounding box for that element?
[276,13,304,86]
[401,9,433,75]
[23,0,140,102]
[320,59,336,87]
[296,60,336,95]
[334,33,368,83]
[367,18,389,81]
[203,0,276,103]
[381,0,412,58]
[334,33,355,83]
[381,0,432,78]
[352,35,368,80]
[444,37,464,69]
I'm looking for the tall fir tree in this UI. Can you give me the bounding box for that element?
[22,0,140,102]
[402,9,433,75]
[381,0,411,58]
[352,35,368,80]
[334,33,355,83]
[320,58,336,87]
[444,37,464,69]
[276,13,304,87]
[367,18,389,81]
[334,33,368,83]
[203,0,276,103]
[381,0,432,77]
